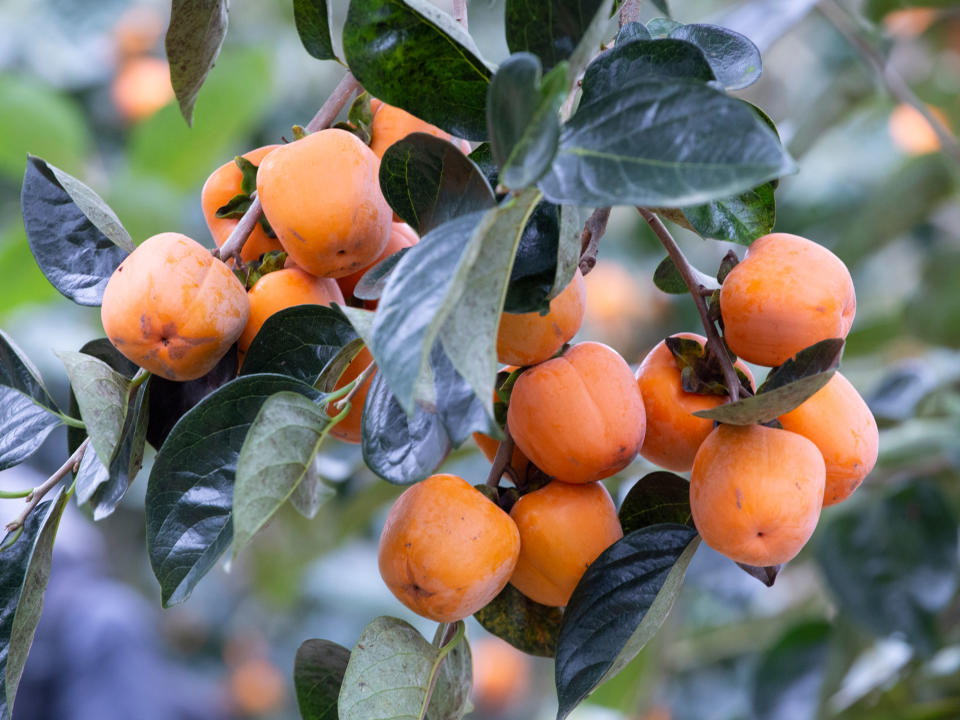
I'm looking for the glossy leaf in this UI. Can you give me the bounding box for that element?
[474,583,562,657]
[0,331,57,410]
[20,156,132,306]
[294,0,337,61]
[540,78,795,208]
[752,621,831,720]
[652,255,720,295]
[0,332,61,471]
[505,0,607,71]
[647,17,682,38]
[378,134,495,236]
[0,490,67,720]
[343,0,492,140]
[616,22,652,44]
[165,0,230,125]
[505,201,561,313]
[619,472,693,534]
[555,524,700,719]
[669,23,762,90]
[146,374,319,606]
[295,639,351,720]
[682,181,775,245]
[353,249,411,302]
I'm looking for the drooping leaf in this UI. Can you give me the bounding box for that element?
[146,374,319,606]
[540,78,795,208]
[505,201,561,313]
[430,343,493,446]
[165,0,230,126]
[343,0,493,140]
[618,472,693,534]
[669,23,762,90]
[427,624,472,720]
[20,156,132,306]
[682,181,775,245]
[0,490,68,720]
[353,249,411,302]
[474,583,563,657]
[616,22,652,44]
[294,0,337,61]
[505,0,607,72]
[652,255,719,295]
[0,331,57,411]
[646,17,682,38]
[378,134,495,236]
[555,524,700,719]
[757,338,845,394]
[752,621,831,720]
[295,639,351,720]
[232,391,337,559]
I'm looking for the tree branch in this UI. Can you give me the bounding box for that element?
[485,426,517,487]
[638,208,742,402]
[6,437,90,532]
[618,0,642,27]
[579,207,611,276]
[333,361,377,411]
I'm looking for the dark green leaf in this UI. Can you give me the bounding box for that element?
[652,0,670,14]
[488,53,566,189]
[815,481,958,654]
[343,0,493,140]
[468,143,499,189]
[653,255,719,295]
[20,156,132,306]
[474,583,562,657]
[431,343,493,446]
[295,639,351,720]
[0,490,68,720]
[294,0,337,61]
[505,0,607,71]
[646,17,682,38]
[616,22,652,44]
[146,374,319,606]
[752,621,831,720]
[682,181,775,245]
[505,201,560,313]
[215,192,253,219]
[757,338,845,394]
[378,134,495,236]
[353,248,411,302]
[428,624,472,720]
[165,0,229,125]
[555,524,699,719]
[540,79,795,207]
[669,23,762,90]
[619,472,693,534]
[0,331,57,410]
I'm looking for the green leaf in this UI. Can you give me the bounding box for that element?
[694,338,844,425]
[378,134,496,236]
[468,143,499,189]
[618,472,693,534]
[21,156,132,306]
[353,248,412,302]
[555,525,700,719]
[0,332,57,410]
[505,0,608,72]
[165,0,229,126]
[646,17,682,38]
[488,54,566,189]
[815,481,959,654]
[616,22,652,44]
[550,204,589,299]
[430,344,493,446]
[57,351,131,468]
[752,621,831,720]
[505,201,561,313]
[240,305,359,383]
[0,490,68,720]
[427,624,472,720]
[343,0,493,140]
[215,192,253,219]
[295,639,351,720]
[681,181,775,245]
[669,23,762,90]
[473,583,562,657]
[232,391,337,559]
[652,0,670,14]
[652,255,719,295]
[540,78,795,207]
[294,0,337,61]
[146,374,319,606]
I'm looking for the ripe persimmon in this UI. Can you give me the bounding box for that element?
[257,128,391,278]
[110,56,174,122]
[720,233,855,367]
[690,424,825,566]
[238,267,344,356]
[509,481,622,607]
[636,333,755,472]
[327,346,376,444]
[369,101,458,159]
[778,372,879,506]
[507,342,646,484]
[378,474,520,622]
[471,636,532,714]
[497,269,586,367]
[473,432,530,479]
[101,232,249,381]
[201,145,283,264]
[337,221,418,302]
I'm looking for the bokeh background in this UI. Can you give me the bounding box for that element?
[1,0,960,718]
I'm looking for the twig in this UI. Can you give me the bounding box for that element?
[638,208,742,402]
[213,72,361,264]
[618,0,642,27]
[817,0,960,166]
[578,207,611,276]
[6,438,90,532]
[333,362,377,411]
[452,0,468,27]
[485,426,517,487]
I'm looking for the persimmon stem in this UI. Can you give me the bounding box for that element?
[618,0,642,27]
[485,425,517,487]
[5,437,90,533]
[579,207,611,276]
[638,208,742,402]
[213,72,361,264]
[333,362,376,411]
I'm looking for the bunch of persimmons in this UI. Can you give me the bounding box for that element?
[98,97,879,626]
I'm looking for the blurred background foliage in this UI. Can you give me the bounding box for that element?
[1,0,960,718]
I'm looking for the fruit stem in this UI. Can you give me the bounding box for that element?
[214,72,362,264]
[638,208,742,402]
[333,361,376,411]
[485,425,518,488]
[579,207,611,276]
[5,437,90,533]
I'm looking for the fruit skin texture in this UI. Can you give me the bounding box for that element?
[337,222,418,301]
[101,232,249,381]
[497,269,587,367]
[720,233,856,367]
[636,333,755,472]
[201,145,283,264]
[778,372,879,506]
[237,267,344,356]
[378,474,521,622]
[508,342,646,484]
[369,102,455,159]
[257,128,391,278]
[690,424,826,566]
[328,346,376,444]
[509,481,623,607]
